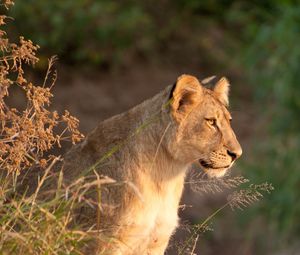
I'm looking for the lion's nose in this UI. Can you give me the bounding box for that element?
[227,148,242,161]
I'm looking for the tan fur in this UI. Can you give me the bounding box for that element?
[59,74,242,254]
[214,77,230,106]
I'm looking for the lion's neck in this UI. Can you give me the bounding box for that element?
[86,84,188,184]
[124,87,189,184]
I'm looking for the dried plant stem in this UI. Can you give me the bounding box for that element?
[178,181,273,254]
[190,234,199,255]
[178,203,228,255]
[28,156,61,220]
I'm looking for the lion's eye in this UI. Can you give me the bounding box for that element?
[206,118,217,126]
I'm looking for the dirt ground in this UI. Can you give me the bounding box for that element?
[46,62,258,254]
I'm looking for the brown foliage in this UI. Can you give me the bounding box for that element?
[0,2,88,253]
[0,5,83,176]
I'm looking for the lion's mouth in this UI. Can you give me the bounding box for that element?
[198,160,232,178]
[199,160,230,170]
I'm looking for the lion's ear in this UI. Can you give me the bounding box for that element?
[171,74,203,123]
[214,77,230,106]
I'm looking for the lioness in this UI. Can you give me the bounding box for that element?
[60,74,242,254]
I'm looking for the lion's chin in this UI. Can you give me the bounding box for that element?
[198,160,234,178]
[203,167,229,178]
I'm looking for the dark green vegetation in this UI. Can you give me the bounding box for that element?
[5,0,300,253]
[240,2,300,249]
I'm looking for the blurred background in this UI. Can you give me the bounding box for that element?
[6,0,300,254]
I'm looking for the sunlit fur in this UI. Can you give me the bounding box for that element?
[61,74,242,254]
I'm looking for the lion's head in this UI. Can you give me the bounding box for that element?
[168,74,242,178]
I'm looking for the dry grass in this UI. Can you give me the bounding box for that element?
[175,171,274,255]
[0,1,90,253]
